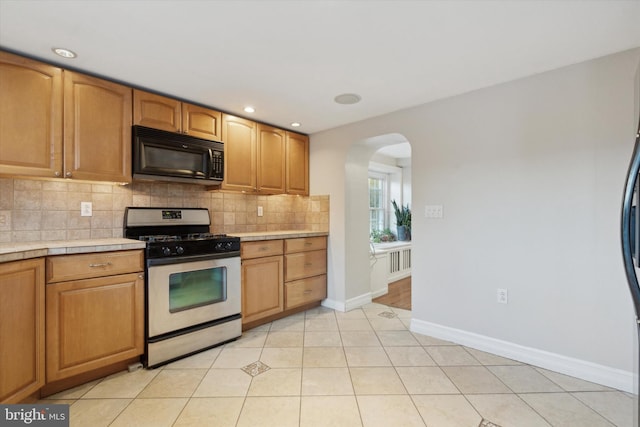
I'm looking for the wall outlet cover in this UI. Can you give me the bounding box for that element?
[81,201,93,217]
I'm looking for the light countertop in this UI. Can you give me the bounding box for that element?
[0,238,146,263]
[230,230,328,242]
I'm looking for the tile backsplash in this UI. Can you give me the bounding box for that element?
[0,178,329,243]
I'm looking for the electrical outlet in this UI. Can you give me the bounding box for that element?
[425,205,443,219]
[80,201,92,217]
[497,288,508,304]
[257,206,263,217]
[0,214,6,226]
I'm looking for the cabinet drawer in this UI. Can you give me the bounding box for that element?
[241,240,283,259]
[285,236,326,254]
[46,250,144,283]
[285,275,327,309]
[285,250,327,282]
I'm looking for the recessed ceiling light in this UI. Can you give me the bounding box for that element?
[243,106,255,113]
[334,93,361,105]
[291,122,301,127]
[51,47,77,58]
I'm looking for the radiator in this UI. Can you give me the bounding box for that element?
[388,247,411,282]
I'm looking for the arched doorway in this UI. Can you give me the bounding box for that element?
[342,133,412,310]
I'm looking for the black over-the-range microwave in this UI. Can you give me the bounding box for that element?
[132,125,224,185]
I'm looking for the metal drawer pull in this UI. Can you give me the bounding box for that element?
[304,263,313,267]
[89,262,112,268]
[259,246,269,251]
[304,242,313,246]
[303,290,313,294]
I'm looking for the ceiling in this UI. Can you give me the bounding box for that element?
[1,0,639,136]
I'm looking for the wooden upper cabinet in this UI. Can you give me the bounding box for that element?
[133,90,181,133]
[257,124,286,194]
[286,131,309,195]
[64,71,132,182]
[221,114,257,192]
[182,103,222,141]
[133,89,221,141]
[0,51,63,178]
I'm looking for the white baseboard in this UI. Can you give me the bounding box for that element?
[323,293,373,312]
[371,287,388,299]
[321,298,345,312]
[345,292,372,311]
[411,318,635,393]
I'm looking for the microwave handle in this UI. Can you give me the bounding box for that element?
[208,148,215,179]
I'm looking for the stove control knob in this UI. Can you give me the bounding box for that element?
[225,242,234,249]
[162,247,171,256]
[176,246,185,255]
[215,242,224,250]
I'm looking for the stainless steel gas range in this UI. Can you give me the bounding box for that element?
[124,207,241,368]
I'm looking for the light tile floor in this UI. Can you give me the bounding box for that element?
[40,303,635,426]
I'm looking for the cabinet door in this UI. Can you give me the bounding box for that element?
[241,255,283,323]
[133,89,181,133]
[221,114,257,192]
[285,132,309,195]
[64,71,132,182]
[182,103,222,141]
[0,51,63,178]
[0,258,45,403]
[257,124,285,194]
[46,272,144,381]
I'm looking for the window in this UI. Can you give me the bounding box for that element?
[369,172,388,234]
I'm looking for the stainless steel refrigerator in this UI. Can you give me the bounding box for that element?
[621,116,640,426]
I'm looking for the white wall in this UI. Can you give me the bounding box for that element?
[310,48,640,389]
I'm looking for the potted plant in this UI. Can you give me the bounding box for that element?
[370,228,396,243]
[392,200,411,241]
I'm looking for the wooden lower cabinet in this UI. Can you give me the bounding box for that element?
[45,251,144,382]
[241,255,284,324]
[0,258,45,404]
[241,236,327,328]
[46,272,144,382]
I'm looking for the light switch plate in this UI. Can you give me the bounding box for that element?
[425,205,443,219]
[257,206,263,217]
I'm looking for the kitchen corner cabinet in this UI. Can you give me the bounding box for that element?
[257,124,286,194]
[0,51,63,178]
[45,250,144,382]
[221,114,258,192]
[64,71,132,182]
[285,131,309,195]
[284,237,327,309]
[240,240,284,324]
[0,258,45,404]
[133,89,222,141]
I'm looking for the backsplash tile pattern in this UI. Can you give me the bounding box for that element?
[0,178,329,243]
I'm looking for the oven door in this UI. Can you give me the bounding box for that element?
[147,256,240,338]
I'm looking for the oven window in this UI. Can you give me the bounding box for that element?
[169,266,227,313]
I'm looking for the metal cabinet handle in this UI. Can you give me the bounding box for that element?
[65,171,72,177]
[54,171,61,177]
[89,262,112,268]
[303,290,313,294]
[304,242,313,246]
[304,263,313,267]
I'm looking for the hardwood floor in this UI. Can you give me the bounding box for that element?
[372,276,411,310]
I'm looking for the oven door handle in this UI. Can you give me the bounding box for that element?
[147,251,240,266]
